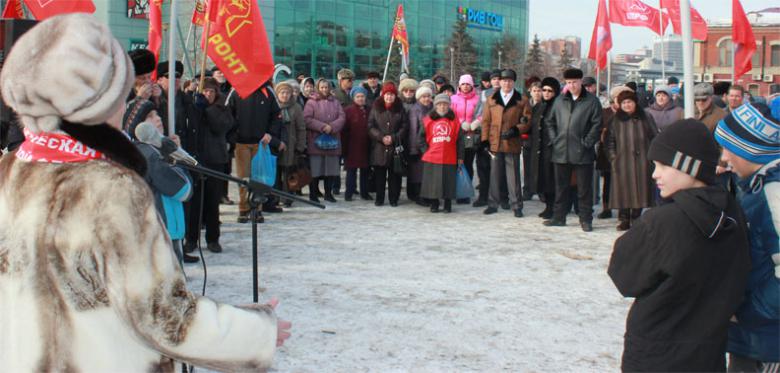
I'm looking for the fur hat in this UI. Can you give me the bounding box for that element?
[541,77,561,96]
[399,78,419,92]
[481,71,492,82]
[419,79,436,92]
[715,103,780,164]
[129,49,156,76]
[381,82,397,96]
[649,119,720,185]
[625,81,638,91]
[415,86,433,100]
[433,93,450,106]
[337,68,355,80]
[157,60,184,78]
[617,90,638,104]
[610,86,634,101]
[0,14,134,133]
[562,68,583,80]
[275,81,293,94]
[366,71,381,79]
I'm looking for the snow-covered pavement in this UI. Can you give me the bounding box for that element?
[185,185,631,372]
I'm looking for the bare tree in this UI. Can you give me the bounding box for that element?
[439,19,478,81]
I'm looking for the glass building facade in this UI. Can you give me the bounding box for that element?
[272,0,529,79]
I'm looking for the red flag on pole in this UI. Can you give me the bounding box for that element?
[391,4,410,70]
[732,0,757,79]
[192,0,207,26]
[609,0,668,35]
[2,0,25,19]
[660,0,708,41]
[205,0,274,98]
[148,0,163,80]
[588,0,612,70]
[22,0,95,20]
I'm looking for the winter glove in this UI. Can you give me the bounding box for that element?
[193,93,208,109]
[500,127,520,140]
[470,120,481,131]
[461,121,470,131]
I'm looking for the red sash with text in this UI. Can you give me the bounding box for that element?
[422,117,459,165]
[15,128,104,163]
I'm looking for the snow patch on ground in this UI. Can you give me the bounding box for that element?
[185,184,631,372]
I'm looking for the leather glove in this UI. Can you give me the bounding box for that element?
[470,120,481,131]
[461,121,470,131]
[500,127,520,140]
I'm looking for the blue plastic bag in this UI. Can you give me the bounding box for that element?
[456,164,475,200]
[251,144,277,186]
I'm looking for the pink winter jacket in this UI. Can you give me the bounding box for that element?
[450,90,481,127]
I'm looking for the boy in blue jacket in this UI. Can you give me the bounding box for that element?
[716,102,780,372]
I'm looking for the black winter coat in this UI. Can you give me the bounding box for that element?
[226,85,284,148]
[197,97,235,165]
[368,98,407,167]
[529,99,556,195]
[608,186,751,372]
[545,90,602,165]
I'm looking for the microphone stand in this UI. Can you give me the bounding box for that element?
[173,161,325,302]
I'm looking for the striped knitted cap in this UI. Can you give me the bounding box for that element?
[648,119,720,185]
[714,103,780,164]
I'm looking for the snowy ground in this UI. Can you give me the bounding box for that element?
[185,181,632,372]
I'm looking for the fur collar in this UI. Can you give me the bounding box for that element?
[615,107,647,122]
[372,97,403,114]
[429,109,455,120]
[491,89,521,109]
[60,121,147,176]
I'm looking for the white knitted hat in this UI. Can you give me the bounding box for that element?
[0,14,134,133]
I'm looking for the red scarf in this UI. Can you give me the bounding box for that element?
[15,128,104,163]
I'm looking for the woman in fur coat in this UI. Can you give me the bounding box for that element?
[368,82,408,206]
[0,15,289,372]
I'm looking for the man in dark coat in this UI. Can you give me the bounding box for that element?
[362,71,382,107]
[529,77,560,219]
[608,120,750,372]
[543,68,603,232]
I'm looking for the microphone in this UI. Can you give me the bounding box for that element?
[134,122,198,166]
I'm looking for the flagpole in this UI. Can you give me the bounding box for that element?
[679,0,694,118]
[168,0,178,137]
[198,21,211,93]
[659,14,666,82]
[181,18,193,62]
[382,34,394,82]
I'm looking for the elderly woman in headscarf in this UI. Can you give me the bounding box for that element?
[419,93,465,213]
[529,77,561,219]
[303,78,346,203]
[342,86,372,201]
[275,80,307,205]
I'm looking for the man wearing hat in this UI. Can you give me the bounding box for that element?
[334,68,355,108]
[715,103,780,372]
[432,74,448,93]
[609,119,750,371]
[693,83,727,133]
[473,68,509,208]
[543,68,603,232]
[582,76,609,109]
[128,48,161,102]
[481,69,530,217]
[362,71,382,106]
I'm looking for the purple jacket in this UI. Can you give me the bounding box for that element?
[303,93,346,156]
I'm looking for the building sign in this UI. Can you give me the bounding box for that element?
[127,0,150,19]
[457,6,503,32]
[129,39,148,51]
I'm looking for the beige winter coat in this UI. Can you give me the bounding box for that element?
[0,154,278,372]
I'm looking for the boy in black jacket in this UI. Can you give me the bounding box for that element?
[608,119,751,372]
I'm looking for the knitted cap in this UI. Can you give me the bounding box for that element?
[433,93,450,106]
[649,119,720,184]
[419,79,436,92]
[349,86,368,99]
[415,86,433,100]
[0,14,134,133]
[458,74,474,87]
[654,85,672,97]
[715,103,780,164]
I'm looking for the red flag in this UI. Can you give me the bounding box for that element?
[391,4,410,68]
[732,0,757,78]
[2,0,25,19]
[192,0,207,26]
[148,0,163,80]
[206,0,220,22]
[660,0,708,41]
[205,0,274,98]
[22,0,95,20]
[609,0,668,35]
[588,0,612,70]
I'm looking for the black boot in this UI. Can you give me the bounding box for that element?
[324,176,337,202]
[443,199,452,213]
[309,180,320,203]
[430,199,440,213]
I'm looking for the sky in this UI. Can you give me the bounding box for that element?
[528,0,777,57]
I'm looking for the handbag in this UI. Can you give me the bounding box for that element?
[392,145,407,175]
[456,164,475,199]
[286,166,312,192]
[314,133,340,150]
[464,132,480,149]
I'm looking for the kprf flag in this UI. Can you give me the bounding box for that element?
[609,0,668,35]
[205,0,274,98]
[191,0,207,26]
[2,0,24,18]
[588,0,612,70]
[732,0,756,78]
[392,4,410,71]
[22,0,94,20]
[660,0,708,41]
[148,0,163,80]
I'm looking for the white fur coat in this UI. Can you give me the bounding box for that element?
[0,154,278,372]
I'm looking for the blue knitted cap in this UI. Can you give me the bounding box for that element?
[715,103,780,164]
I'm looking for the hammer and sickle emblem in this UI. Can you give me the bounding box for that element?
[221,0,253,37]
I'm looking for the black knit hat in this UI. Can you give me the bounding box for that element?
[648,119,720,185]
[562,68,583,80]
[541,77,560,96]
[128,49,156,76]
